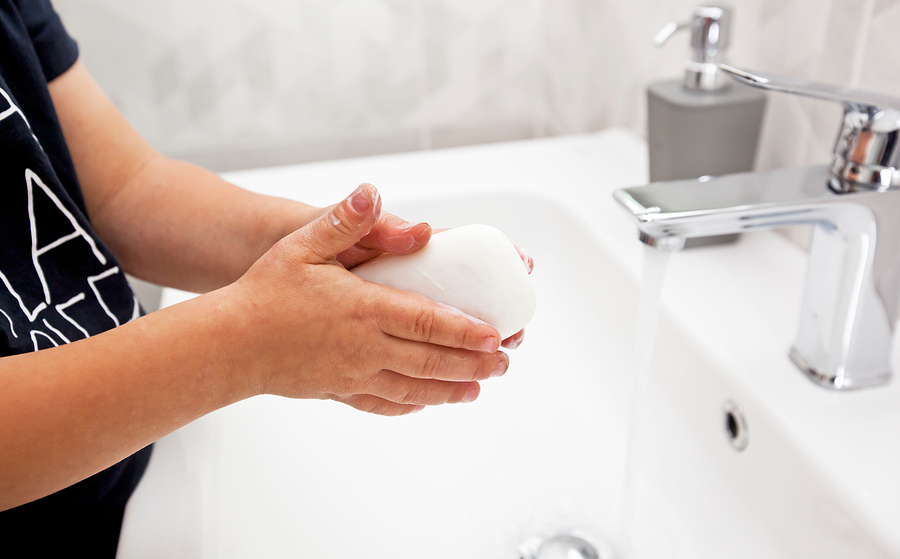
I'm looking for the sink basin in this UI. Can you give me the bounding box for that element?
[115,130,900,558]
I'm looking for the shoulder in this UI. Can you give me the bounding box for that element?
[7,0,78,82]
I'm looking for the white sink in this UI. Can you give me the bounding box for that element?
[117,129,900,558]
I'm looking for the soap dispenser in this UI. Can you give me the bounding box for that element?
[647,5,767,182]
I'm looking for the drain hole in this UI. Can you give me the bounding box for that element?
[723,400,749,452]
[726,411,739,439]
[516,532,616,559]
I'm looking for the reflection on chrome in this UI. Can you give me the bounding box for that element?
[615,66,900,390]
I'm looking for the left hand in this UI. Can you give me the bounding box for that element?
[336,210,433,269]
[314,187,433,270]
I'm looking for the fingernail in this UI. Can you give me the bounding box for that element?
[462,386,479,403]
[491,357,509,378]
[516,246,534,274]
[481,337,500,353]
[385,232,416,252]
[350,185,370,213]
[503,330,524,350]
[411,405,426,414]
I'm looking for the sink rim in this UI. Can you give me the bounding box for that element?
[130,129,900,556]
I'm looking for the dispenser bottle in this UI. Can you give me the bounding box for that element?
[647,5,767,182]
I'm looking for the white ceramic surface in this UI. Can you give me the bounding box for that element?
[117,128,900,559]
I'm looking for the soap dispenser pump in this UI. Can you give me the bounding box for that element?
[647,5,767,182]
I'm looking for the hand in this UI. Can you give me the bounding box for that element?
[224,184,510,416]
[321,188,535,350]
[313,190,433,269]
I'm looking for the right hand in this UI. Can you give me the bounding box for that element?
[222,184,510,416]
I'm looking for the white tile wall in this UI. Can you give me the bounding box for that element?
[53,0,900,172]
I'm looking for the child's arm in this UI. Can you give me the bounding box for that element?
[0,62,511,512]
[0,185,507,511]
[47,61,432,293]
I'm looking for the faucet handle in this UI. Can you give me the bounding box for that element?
[718,64,900,113]
[719,64,900,192]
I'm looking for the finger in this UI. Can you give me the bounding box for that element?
[502,329,525,349]
[373,292,501,352]
[338,214,432,269]
[334,394,425,417]
[358,213,432,255]
[337,245,382,269]
[515,246,534,274]
[288,183,382,264]
[381,338,509,381]
[367,370,481,405]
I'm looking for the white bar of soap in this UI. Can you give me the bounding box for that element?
[351,224,536,340]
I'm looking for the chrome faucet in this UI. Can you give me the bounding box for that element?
[614,65,900,390]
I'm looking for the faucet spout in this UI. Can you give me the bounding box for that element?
[638,231,686,251]
[614,165,900,389]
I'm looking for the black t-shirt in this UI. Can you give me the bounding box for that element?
[0,1,152,556]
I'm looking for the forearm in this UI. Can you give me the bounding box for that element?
[94,154,319,292]
[0,287,251,510]
[0,185,506,511]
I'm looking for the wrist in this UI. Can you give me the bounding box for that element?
[149,285,265,406]
[200,284,269,402]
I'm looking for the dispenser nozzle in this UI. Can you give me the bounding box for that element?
[653,5,734,92]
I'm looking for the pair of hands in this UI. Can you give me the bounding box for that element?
[224,184,531,416]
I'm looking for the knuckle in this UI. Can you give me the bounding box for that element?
[399,382,429,405]
[433,303,489,350]
[355,291,378,326]
[361,373,386,397]
[346,394,393,416]
[318,205,356,241]
[457,355,484,382]
[331,211,357,238]
[472,356,493,381]
[367,399,396,416]
[332,374,359,399]
[419,351,445,380]
[456,323,479,350]
[412,306,437,341]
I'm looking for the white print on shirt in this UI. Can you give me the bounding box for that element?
[0,85,40,147]
[27,168,108,300]
[0,85,139,350]
[30,329,58,349]
[55,293,90,339]
[0,308,16,338]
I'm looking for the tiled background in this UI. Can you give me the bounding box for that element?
[53,0,897,173]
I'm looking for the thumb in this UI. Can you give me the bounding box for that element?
[293,183,382,263]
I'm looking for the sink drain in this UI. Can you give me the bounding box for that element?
[723,400,749,452]
[516,532,616,559]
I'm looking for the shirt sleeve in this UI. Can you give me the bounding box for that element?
[14,0,78,81]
